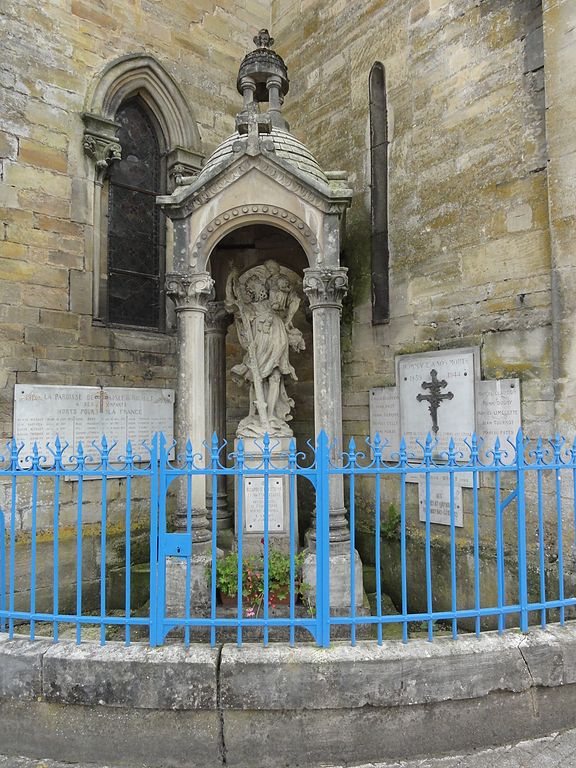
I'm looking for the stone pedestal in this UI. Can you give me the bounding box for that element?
[234,436,298,555]
[301,549,364,610]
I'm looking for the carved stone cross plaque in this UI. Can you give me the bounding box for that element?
[416,369,454,435]
[398,350,477,456]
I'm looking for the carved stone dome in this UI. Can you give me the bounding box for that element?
[196,128,329,186]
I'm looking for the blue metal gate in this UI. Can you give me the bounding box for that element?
[150,432,332,646]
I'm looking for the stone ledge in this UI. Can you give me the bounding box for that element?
[42,641,219,709]
[1,626,576,767]
[219,632,531,710]
[0,635,52,700]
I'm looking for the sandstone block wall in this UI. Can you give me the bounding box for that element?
[272,0,556,443]
[0,0,270,441]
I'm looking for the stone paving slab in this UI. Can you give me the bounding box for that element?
[2,727,576,768]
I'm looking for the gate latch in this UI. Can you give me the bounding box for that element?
[163,533,192,558]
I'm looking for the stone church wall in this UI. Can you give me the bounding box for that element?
[272,0,553,443]
[0,0,270,441]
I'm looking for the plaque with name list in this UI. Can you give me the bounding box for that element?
[13,384,174,466]
[244,477,285,533]
[369,387,400,460]
[475,378,521,451]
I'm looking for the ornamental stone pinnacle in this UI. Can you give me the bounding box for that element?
[254,29,274,48]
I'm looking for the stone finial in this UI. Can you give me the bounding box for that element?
[253,29,274,48]
[237,30,289,131]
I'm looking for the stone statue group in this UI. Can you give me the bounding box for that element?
[226,260,305,438]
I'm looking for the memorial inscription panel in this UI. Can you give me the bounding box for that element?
[417,475,464,527]
[244,477,285,533]
[398,350,477,456]
[476,378,521,450]
[369,387,400,459]
[14,385,174,465]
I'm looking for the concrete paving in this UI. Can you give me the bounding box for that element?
[2,727,576,767]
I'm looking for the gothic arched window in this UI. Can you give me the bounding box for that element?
[369,62,390,325]
[107,98,166,329]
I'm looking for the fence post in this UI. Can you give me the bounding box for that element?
[516,429,529,633]
[0,510,5,632]
[315,430,331,647]
[148,433,161,647]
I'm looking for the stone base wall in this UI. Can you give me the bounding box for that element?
[2,627,576,766]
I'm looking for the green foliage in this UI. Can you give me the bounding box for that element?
[208,548,309,616]
[354,499,401,541]
[381,504,401,541]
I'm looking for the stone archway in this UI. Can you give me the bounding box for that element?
[205,224,315,543]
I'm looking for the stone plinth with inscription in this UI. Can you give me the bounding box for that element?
[234,437,297,554]
[14,385,174,466]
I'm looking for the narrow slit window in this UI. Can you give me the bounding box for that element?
[369,62,390,325]
[107,99,165,329]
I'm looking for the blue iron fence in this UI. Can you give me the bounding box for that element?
[0,431,575,646]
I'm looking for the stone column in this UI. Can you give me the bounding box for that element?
[205,300,233,541]
[81,114,121,320]
[165,271,214,547]
[302,267,363,610]
[303,267,350,547]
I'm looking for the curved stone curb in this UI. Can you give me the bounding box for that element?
[1,625,576,767]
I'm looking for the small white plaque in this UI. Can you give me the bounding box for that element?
[406,471,473,488]
[14,385,174,466]
[369,387,400,460]
[476,378,521,451]
[244,477,285,533]
[398,350,477,456]
[417,476,463,527]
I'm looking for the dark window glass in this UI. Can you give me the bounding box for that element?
[108,99,164,329]
[370,62,390,325]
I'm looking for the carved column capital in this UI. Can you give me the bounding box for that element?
[205,300,233,334]
[303,267,348,310]
[166,271,214,313]
[81,113,121,176]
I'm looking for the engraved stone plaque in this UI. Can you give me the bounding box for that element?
[14,385,174,466]
[476,378,521,450]
[244,477,285,533]
[369,387,400,460]
[398,350,477,456]
[417,476,463,527]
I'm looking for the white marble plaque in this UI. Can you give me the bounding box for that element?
[244,477,284,533]
[398,350,477,456]
[14,385,174,466]
[476,378,521,451]
[406,471,473,488]
[417,476,463,527]
[369,387,400,460]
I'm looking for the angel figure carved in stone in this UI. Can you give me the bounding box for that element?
[225,260,305,438]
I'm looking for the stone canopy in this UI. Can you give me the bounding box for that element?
[155,31,362,609]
